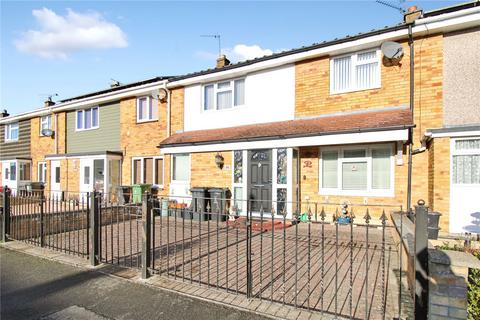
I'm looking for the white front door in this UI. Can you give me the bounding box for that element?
[50,160,62,198]
[450,138,480,234]
[79,159,94,202]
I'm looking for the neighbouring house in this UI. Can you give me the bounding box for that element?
[40,77,171,201]
[0,110,32,193]
[0,2,478,236]
[159,3,480,233]
[424,25,480,234]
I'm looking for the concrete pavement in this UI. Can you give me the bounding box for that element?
[0,248,271,320]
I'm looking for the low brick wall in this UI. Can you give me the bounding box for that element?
[429,249,480,319]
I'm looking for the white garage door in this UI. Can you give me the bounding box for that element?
[450,137,480,234]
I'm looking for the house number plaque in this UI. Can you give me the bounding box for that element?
[303,160,312,168]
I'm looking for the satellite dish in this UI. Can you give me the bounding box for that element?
[381,41,404,59]
[41,129,54,137]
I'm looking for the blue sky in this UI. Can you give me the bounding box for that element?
[1,1,459,115]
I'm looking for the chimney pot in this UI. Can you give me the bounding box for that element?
[408,5,418,13]
[216,54,231,68]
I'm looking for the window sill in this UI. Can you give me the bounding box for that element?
[330,85,381,96]
[202,104,246,113]
[4,140,19,143]
[75,127,99,132]
[319,189,394,198]
[136,118,159,124]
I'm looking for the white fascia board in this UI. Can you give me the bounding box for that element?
[428,130,480,138]
[0,80,168,124]
[167,8,480,88]
[160,129,409,154]
[44,154,123,161]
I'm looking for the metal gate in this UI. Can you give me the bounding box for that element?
[148,196,407,319]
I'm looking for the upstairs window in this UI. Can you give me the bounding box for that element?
[204,79,245,111]
[76,107,99,131]
[137,96,158,122]
[5,123,19,142]
[40,115,52,135]
[330,49,380,94]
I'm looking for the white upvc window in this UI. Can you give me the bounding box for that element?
[38,162,47,183]
[132,156,164,187]
[76,107,99,131]
[319,144,394,197]
[172,154,190,182]
[136,96,158,122]
[40,115,52,135]
[203,78,245,111]
[5,123,19,142]
[330,49,381,94]
[452,138,480,185]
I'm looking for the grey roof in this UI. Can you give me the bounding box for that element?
[169,1,479,83]
[59,76,172,103]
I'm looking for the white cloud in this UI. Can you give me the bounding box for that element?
[227,44,273,61]
[15,8,128,59]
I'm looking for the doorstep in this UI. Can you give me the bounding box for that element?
[0,240,339,320]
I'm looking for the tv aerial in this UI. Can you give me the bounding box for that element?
[201,34,221,57]
[375,0,406,14]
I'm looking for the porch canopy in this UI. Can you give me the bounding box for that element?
[159,107,413,153]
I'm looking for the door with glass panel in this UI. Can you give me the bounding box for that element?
[450,138,480,234]
[248,150,272,213]
[79,159,93,201]
[50,160,62,198]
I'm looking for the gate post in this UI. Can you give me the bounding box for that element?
[414,199,429,320]
[39,184,45,247]
[2,186,11,242]
[89,191,99,266]
[246,199,253,298]
[141,191,152,279]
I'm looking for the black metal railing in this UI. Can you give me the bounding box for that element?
[145,195,404,319]
[2,187,89,257]
[1,186,411,319]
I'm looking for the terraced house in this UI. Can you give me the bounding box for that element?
[159,3,480,234]
[1,2,479,236]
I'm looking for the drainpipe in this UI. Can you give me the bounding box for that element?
[54,113,58,154]
[404,5,422,214]
[406,22,414,214]
[165,85,172,137]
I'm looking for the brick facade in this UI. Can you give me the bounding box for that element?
[30,112,66,192]
[190,152,232,189]
[295,34,444,218]
[428,137,451,231]
[119,96,167,194]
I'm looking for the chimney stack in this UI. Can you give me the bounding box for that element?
[216,54,230,68]
[404,5,422,24]
[0,109,9,118]
[44,99,55,108]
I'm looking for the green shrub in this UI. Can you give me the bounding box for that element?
[467,250,480,320]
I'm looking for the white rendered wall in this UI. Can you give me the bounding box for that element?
[183,64,295,132]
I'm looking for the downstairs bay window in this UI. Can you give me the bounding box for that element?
[319,144,394,196]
